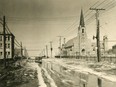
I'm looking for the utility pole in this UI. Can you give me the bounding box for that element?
[24,47,28,58]
[43,49,45,57]
[63,38,66,51]
[90,8,105,62]
[20,42,23,57]
[46,45,48,58]
[78,31,80,57]
[50,41,53,58]
[58,36,63,58]
[3,16,6,68]
[64,38,66,45]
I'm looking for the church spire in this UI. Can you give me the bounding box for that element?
[79,9,85,27]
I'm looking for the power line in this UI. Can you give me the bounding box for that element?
[52,0,116,56]
[59,0,111,39]
[94,0,108,8]
[4,23,21,46]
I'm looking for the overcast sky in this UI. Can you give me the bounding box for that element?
[0,0,116,56]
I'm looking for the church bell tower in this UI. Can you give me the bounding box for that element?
[78,9,87,55]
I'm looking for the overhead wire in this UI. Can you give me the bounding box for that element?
[49,0,108,46]
[5,22,22,48]
[1,0,116,55]
[60,0,116,41]
[47,1,102,43]
[39,0,114,55]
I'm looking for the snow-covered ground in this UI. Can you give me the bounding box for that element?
[28,58,116,87]
[44,58,116,76]
[30,62,57,87]
[28,63,47,87]
[42,68,57,87]
[42,58,116,87]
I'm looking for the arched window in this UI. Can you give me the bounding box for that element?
[82,29,84,33]
[82,49,85,52]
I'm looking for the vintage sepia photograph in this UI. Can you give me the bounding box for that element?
[0,0,116,87]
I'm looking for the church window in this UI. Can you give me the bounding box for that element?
[82,49,85,52]
[82,29,84,33]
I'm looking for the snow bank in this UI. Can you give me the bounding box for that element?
[30,63,47,87]
[42,68,57,87]
[42,59,116,82]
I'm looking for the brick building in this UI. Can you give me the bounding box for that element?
[0,33,15,59]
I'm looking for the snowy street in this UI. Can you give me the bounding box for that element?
[41,58,116,87]
[31,62,78,87]
[30,62,57,87]
[1,0,116,87]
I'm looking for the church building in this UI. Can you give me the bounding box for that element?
[62,9,92,56]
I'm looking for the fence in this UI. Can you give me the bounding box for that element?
[55,55,116,63]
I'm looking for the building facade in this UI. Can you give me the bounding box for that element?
[61,9,91,56]
[0,33,15,59]
[57,9,109,57]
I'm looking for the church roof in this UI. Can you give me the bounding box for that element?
[80,9,85,27]
[65,37,77,47]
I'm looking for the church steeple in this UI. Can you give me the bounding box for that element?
[79,9,85,27]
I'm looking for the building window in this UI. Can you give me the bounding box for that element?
[82,29,84,33]
[5,44,7,48]
[0,36,2,41]
[6,43,10,49]
[0,52,2,56]
[8,36,10,41]
[8,52,10,55]
[8,43,10,48]
[6,36,10,41]
[6,36,8,41]
[0,43,2,48]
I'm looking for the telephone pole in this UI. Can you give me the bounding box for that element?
[46,45,48,58]
[57,36,63,58]
[90,8,105,62]
[64,38,66,45]
[20,42,23,57]
[58,36,63,48]
[50,41,53,58]
[3,16,6,68]
[43,49,45,57]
